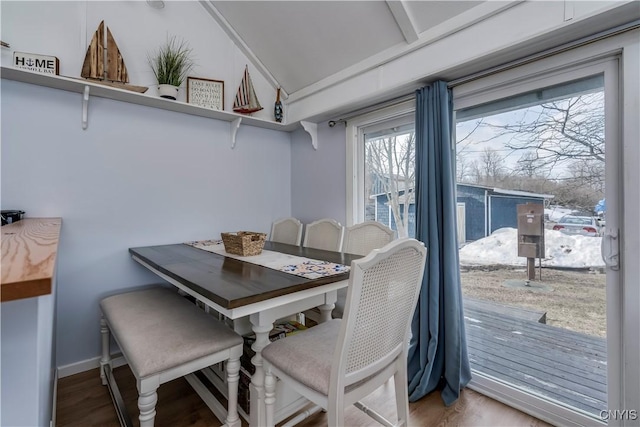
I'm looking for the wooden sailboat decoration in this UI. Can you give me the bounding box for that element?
[81,21,147,93]
[233,66,263,114]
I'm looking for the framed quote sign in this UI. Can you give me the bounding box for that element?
[187,77,224,110]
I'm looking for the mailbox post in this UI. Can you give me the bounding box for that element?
[517,203,545,280]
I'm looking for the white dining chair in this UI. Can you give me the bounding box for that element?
[303,218,344,252]
[304,220,396,324]
[342,220,396,256]
[270,217,303,246]
[329,221,396,319]
[262,238,427,427]
[299,218,345,325]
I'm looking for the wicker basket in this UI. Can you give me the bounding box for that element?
[221,231,267,256]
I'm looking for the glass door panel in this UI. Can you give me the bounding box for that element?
[362,117,416,238]
[455,75,610,420]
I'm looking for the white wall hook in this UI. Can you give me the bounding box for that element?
[230,117,242,149]
[82,85,90,130]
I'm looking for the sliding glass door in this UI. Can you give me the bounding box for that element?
[453,56,621,426]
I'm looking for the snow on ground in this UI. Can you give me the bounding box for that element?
[459,227,605,268]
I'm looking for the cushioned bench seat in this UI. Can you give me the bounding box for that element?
[100,286,243,427]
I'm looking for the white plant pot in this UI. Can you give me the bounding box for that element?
[158,84,179,100]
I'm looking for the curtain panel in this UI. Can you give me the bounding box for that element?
[407,80,472,405]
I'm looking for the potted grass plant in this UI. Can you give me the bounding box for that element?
[148,36,195,100]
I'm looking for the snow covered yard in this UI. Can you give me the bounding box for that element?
[459,227,605,269]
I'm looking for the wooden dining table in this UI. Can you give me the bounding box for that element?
[129,241,361,427]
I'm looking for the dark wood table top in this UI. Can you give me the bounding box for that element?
[129,242,361,310]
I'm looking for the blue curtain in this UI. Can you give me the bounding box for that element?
[407,81,472,405]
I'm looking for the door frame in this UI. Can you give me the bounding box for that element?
[456,202,466,244]
[453,29,639,427]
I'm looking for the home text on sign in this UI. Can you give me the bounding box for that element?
[14,52,59,75]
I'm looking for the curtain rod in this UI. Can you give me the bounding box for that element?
[332,19,638,124]
[330,93,416,124]
[448,19,640,88]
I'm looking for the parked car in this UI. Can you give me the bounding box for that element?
[552,215,601,237]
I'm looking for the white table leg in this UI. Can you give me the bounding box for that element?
[318,287,339,323]
[249,316,275,427]
[317,303,335,323]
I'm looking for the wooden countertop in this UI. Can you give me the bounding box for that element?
[1,218,62,302]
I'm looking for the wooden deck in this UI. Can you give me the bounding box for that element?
[465,296,547,324]
[464,300,607,417]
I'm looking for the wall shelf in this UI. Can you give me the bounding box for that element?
[1,67,318,149]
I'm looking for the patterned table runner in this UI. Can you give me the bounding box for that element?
[185,240,350,279]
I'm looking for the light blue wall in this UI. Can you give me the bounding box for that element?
[0,1,277,118]
[291,124,346,226]
[1,80,292,367]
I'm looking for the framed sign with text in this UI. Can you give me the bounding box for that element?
[187,77,224,110]
[13,51,60,75]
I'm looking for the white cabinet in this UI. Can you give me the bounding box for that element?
[1,218,62,427]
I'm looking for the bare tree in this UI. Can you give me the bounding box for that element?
[456,119,483,183]
[549,177,601,211]
[568,160,605,194]
[515,151,544,178]
[456,155,473,182]
[365,132,415,237]
[482,92,605,178]
[469,147,507,186]
[455,90,605,212]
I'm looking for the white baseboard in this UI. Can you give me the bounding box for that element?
[57,353,126,379]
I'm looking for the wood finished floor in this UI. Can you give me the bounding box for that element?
[56,367,551,427]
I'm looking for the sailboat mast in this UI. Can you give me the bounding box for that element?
[102,22,107,81]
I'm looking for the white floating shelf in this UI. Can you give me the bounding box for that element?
[1,67,319,148]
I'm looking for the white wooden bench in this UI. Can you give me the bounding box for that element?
[100,286,243,427]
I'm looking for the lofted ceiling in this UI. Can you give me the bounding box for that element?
[202,1,502,98]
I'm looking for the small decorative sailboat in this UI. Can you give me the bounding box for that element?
[233,66,263,114]
[80,21,147,93]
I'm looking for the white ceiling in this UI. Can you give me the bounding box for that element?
[204,1,493,96]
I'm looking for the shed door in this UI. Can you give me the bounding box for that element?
[457,202,466,244]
